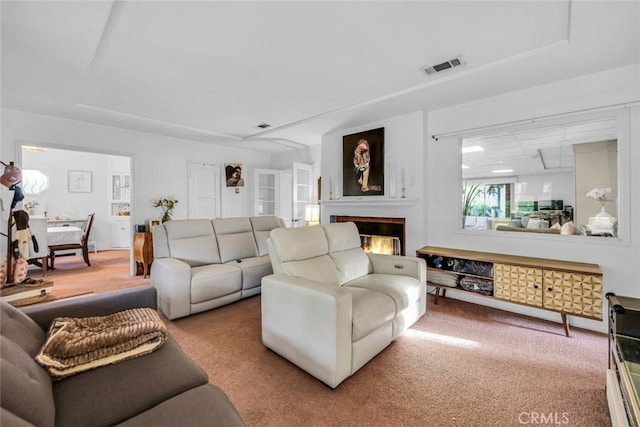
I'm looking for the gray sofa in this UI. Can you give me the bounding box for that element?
[151,216,285,320]
[0,286,245,427]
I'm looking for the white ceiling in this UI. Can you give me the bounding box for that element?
[461,117,619,179]
[2,1,639,153]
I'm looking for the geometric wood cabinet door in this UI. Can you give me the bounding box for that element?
[494,263,543,307]
[542,270,603,319]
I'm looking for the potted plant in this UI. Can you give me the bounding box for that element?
[462,182,482,227]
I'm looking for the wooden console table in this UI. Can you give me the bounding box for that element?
[416,246,603,337]
[133,232,153,278]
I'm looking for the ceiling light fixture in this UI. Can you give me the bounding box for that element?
[462,145,483,153]
[256,123,271,129]
[492,169,514,174]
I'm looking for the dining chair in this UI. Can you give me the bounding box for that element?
[27,216,49,276]
[49,213,95,270]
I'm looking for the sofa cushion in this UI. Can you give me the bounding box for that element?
[345,287,395,342]
[0,301,54,427]
[346,273,423,313]
[115,384,245,427]
[269,225,328,262]
[213,218,259,263]
[330,247,372,285]
[225,256,273,290]
[1,336,55,427]
[250,216,284,256]
[53,334,208,427]
[163,220,221,266]
[1,407,34,426]
[1,300,46,356]
[191,264,243,303]
[323,222,362,252]
[281,255,341,286]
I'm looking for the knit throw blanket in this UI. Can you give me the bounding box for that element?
[35,308,167,380]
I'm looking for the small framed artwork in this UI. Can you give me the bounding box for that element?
[342,127,384,197]
[68,170,92,193]
[225,163,244,187]
[148,218,161,230]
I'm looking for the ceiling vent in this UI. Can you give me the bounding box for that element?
[423,56,464,76]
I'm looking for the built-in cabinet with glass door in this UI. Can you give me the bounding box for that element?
[108,156,131,248]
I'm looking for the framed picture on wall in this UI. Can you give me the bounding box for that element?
[342,127,384,197]
[68,170,92,193]
[148,218,161,230]
[225,163,244,187]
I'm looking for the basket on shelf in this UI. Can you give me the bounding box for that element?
[427,269,459,287]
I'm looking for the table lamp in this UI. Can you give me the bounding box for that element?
[304,205,320,226]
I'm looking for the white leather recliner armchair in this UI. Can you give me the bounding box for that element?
[261,222,426,388]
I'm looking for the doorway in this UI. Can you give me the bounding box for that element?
[17,141,134,273]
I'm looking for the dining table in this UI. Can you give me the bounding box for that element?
[46,225,83,246]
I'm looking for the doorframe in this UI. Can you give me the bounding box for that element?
[15,139,136,274]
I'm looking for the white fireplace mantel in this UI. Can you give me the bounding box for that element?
[320,198,417,208]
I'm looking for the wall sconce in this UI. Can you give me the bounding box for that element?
[304,204,320,226]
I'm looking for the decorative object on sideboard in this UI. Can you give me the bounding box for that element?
[585,187,616,236]
[23,200,38,215]
[586,187,614,218]
[148,218,161,230]
[152,197,178,223]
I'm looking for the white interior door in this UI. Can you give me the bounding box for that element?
[292,162,313,227]
[188,162,221,219]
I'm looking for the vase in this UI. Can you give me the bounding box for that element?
[595,205,613,218]
[161,213,171,223]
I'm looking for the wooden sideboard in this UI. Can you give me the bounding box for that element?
[133,232,154,278]
[416,246,603,337]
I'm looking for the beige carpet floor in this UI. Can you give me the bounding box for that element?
[165,294,611,427]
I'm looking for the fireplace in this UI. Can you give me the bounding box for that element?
[331,216,406,255]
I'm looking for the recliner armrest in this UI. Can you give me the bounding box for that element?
[151,257,193,320]
[366,253,426,283]
[261,274,352,388]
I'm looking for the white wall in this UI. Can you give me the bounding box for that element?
[425,64,640,332]
[1,109,273,245]
[21,148,113,250]
[320,111,425,256]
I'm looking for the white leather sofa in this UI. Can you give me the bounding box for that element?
[261,222,426,388]
[151,216,284,320]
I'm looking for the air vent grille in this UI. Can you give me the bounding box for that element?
[423,56,464,76]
